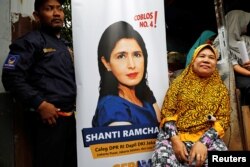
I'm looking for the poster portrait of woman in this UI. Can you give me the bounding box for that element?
[92,21,161,127]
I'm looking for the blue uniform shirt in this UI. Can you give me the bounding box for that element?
[2,29,76,111]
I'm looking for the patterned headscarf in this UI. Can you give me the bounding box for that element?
[161,44,230,137]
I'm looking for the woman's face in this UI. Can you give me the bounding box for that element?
[102,38,144,87]
[192,48,217,77]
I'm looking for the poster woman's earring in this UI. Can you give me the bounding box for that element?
[107,68,111,71]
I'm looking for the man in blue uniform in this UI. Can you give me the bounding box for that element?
[1,0,77,166]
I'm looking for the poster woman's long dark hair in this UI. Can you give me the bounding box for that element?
[97,21,154,103]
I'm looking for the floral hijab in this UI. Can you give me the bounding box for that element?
[161,44,230,136]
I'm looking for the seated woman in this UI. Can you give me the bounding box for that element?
[152,44,230,167]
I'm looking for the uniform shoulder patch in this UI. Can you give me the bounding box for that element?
[3,54,20,70]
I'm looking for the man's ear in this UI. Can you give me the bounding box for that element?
[101,56,111,71]
[33,11,40,23]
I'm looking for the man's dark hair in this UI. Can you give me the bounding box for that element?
[34,0,65,11]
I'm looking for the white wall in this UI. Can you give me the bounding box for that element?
[0,0,11,92]
[0,0,33,93]
[11,0,34,15]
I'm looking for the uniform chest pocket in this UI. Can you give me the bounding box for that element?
[43,48,56,57]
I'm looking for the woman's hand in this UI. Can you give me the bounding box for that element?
[233,64,250,76]
[171,136,189,163]
[189,141,207,167]
[243,61,250,71]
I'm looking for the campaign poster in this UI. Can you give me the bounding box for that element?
[72,0,168,166]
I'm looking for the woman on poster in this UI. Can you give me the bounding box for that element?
[92,21,160,127]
